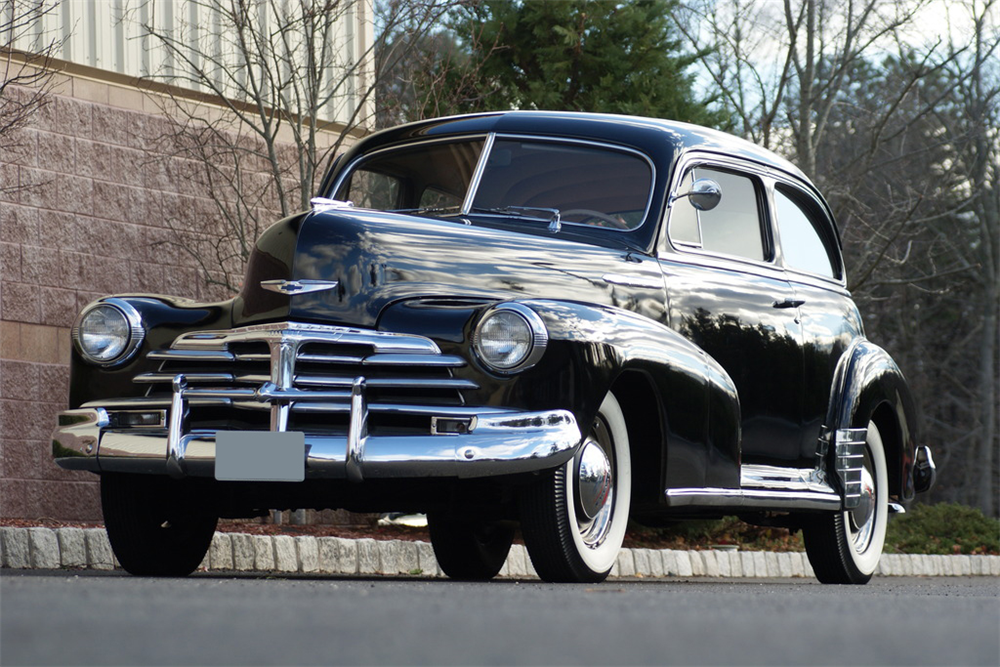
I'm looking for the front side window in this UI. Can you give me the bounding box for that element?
[669,167,766,262]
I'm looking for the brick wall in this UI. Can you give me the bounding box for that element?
[1,66,350,521]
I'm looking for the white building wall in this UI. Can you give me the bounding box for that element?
[6,0,374,127]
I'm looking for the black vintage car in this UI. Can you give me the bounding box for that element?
[53,111,935,583]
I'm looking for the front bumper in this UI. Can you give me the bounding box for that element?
[52,400,581,482]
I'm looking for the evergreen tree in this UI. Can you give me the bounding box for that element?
[405,0,723,126]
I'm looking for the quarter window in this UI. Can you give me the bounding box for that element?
[773,186,836,279]
[670,167,766,262]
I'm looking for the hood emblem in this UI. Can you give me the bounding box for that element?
[260,279,340,295]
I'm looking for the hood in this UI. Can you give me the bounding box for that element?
[236,209,661,328]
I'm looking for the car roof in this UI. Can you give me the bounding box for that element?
[349,110,810,184]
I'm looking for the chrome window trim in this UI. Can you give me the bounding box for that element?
[461,132,496,214]
[661,154,776,267]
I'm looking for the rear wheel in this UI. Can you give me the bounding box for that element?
[518,392,631,583]
[101,473,217,576]
[428,513,515,580]
[803,421,888,584]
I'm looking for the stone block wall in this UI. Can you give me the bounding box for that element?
[1,64,350,521]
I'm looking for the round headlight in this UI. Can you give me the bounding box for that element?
[473,304,547,373]
[73,299,144,366]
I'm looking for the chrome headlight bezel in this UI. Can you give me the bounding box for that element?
[72,298,145,367]
[473,303,548,374]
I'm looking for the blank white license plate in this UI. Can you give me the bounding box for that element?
[215,431,305,482]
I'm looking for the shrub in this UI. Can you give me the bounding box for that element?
[885,503,1000,555]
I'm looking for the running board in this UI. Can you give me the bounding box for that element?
[665,464,842,511]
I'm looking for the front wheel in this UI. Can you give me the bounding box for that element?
[518,392,631,583]
[803,421,888,584]
[101,473,218,576]
[428,513,515,581]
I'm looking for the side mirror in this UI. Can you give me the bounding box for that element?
[671,178,722,212]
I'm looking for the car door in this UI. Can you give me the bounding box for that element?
[769,180,863,466]
[660,159,806,483]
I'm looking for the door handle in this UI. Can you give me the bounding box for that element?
[772,298,805,309]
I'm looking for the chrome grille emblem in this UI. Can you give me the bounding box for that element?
[260,279,339,295]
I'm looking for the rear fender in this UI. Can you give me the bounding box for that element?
[825,338,918,501]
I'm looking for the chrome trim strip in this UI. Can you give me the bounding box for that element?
[667,464,842,511]
[134,372,235,384]
[361,353,467,367]
[295,376,479,390]
[461,132,496,214]
[665,486,841,511]
[172,322,442,355]
[81,397,503,417]
[835,428,867,508]
[740,464,833,495]
[602,273,664,290]
[147,350,235,362]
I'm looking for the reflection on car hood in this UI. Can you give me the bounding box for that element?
[239,208,659,329]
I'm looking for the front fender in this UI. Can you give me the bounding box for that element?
[69,296,234,408]
[826,338,919,501]
[379,297,742,490]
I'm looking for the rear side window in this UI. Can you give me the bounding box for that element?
[669,167,766,262]
[773,186,837,279]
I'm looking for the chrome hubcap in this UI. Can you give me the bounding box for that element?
[849,452,877,552]
[576,439,613,521]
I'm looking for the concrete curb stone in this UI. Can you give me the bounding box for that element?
[56,527,87,568]
[273,535,298,572]
[674,550,693,576]
[209,532,234,571]
[356,538,380,575]
[296,536,319,573]
[2,527,998,580]
[415,540,438,577]
[28,528,60,569]
[2,527,30,569]
[252,535,275,571]
[231,533,255,571]
[84,528,116,570]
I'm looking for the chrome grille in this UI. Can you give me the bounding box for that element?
[134,322,476,433]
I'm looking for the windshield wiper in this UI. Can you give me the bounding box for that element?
[470,206,562,233]
[388,206,462,217]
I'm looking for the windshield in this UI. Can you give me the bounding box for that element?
[334,136,653,232]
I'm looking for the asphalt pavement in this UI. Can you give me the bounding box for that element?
[2,570,998,666]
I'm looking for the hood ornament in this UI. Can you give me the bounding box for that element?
[260,279,340,295]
